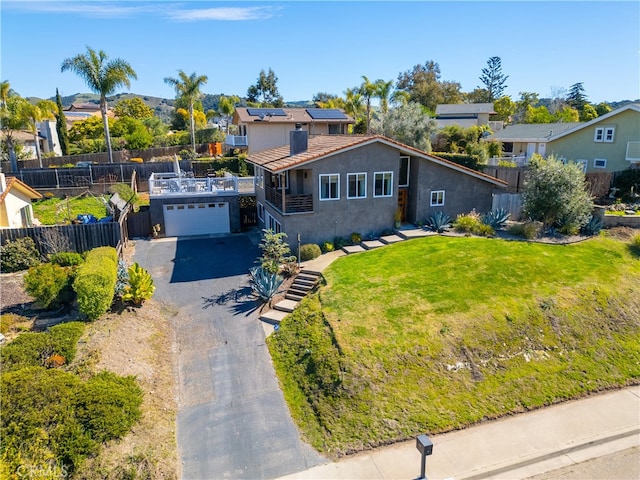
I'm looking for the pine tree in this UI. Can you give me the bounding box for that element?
[566,82,588,111]
[478,56,509,102]
[55,89,70,155]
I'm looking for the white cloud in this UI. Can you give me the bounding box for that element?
[165,6,279,22]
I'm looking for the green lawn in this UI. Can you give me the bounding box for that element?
[268,234,640,457]
[33,196,109,225]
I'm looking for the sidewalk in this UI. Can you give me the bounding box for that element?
[278,385,639,480]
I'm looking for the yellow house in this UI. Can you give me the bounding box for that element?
[0,173,42,228]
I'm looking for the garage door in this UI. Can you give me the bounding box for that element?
[163,202,230,237]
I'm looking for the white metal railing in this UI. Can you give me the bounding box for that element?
[149,173,255,196]
[225,135,248,147]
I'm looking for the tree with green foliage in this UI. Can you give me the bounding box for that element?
[22,99,57,167]
[522,154,593,234]
[477,56,509,102]
[256,229,295,274]
[580,103,598,121]
[111,116,153,149]
[566,82,588,111]
[164,70,208,154]
[359,75,378,133]
[493,95,516,123]
[61,46,137,163]
[218,95,239,133]
[55,88,70,155]
[396,60,462,113]
[246,68,283,107]
[343,87,365,133]
[370,102,437,152]
[113,96,154,119]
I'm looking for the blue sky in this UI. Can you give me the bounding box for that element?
[2,1,639,104]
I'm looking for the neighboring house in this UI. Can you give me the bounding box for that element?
[0,173,42,228]
[486,122,581,165]
[435,103,502,131]
[486,104,640,173]
[226,107,354,154]
[246,129,507,246]
[544,103,640,173]
[7,130,54,160]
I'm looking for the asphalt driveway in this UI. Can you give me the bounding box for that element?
[133,233,325,479]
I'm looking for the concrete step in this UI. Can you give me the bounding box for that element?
[396,229,433,240]
[274,299,299,313]
[380,234,405,244]
[260,309,288,324]
[342,245,366,254]
[285,292,305,301]
[361,240,385,250]
[288,287,312,297]
[294,278,317,287]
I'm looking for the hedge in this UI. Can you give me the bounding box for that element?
[73,247,118,320]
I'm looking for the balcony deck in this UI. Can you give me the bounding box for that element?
[149,172,255,197]
[265,186,313,213]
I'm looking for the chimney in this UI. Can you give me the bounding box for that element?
[290,123,308,156]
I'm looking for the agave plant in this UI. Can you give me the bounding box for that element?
[249,266,284,306]
[426,211,452,233]
[580,215,604,236]
[482,208,511,230]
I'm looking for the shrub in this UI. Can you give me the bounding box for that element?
[0,322,85,372]
[482,208,511,230]
[321,242,334,253]
[299,243,322,262]
[281,258,300,278]
[630,234,640,255]
[612,168,640,202]
[73,247,118,320]
[507,221,542,239]
[249,266,284,306]
[115,259,129,297]
[257,229,295,274]
[49,251,85,267]
[580,215,604,236]
[426,211,452,233]
[121,263,155,306]
[0,313,30,335]
[23,263,75,309]
[333,237,348,249]
[453,212,495,236]
[350,232,362,244]
[0,237,41,272]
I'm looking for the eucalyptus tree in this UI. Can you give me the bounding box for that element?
[61,46,137,163]
[370,102,437,152]
[164,70,208,154]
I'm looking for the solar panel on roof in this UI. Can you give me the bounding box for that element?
[306,108,348,120]
[246,108,286,117]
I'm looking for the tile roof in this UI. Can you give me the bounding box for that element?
[0,176,42,204]
[248,134,507,187]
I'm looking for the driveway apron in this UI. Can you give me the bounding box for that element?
[133,233,325,479]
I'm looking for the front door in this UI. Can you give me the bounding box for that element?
[397,189,408,221]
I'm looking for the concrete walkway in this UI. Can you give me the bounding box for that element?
[278,385,640,480]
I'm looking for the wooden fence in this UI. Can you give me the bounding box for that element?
[0,222,124,257]
[492,193,524,220]
[482,166,527,193]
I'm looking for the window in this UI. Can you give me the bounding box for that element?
[593,158,607,169]
[575,159,588,173]
[257,202,264,221]
[271,171,289,190]
[430,190,445,206]
[266,212,281,233]
[319,174,339,200]
[399,156,410,187]
[255,167,264,189]
[374,171,393,197]
[626,141,640,162]
[594,126,615,143]
[20,206,32,227]
[347,173,367,199]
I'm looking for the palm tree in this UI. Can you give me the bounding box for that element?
[164,71,208,154]
[0,80,10,110]
[375,79,395,115]
[22,100,57,168]
[218,95,239,134]
[61,46,137,163]
[359,76,377,134]
[343,88,365,134]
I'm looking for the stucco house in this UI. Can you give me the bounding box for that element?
[0,173,42,228]
[226,107,354,154]
[486,104,640,173]
[247,129,507,246]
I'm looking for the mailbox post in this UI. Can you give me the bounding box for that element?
[416,434,433,480]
